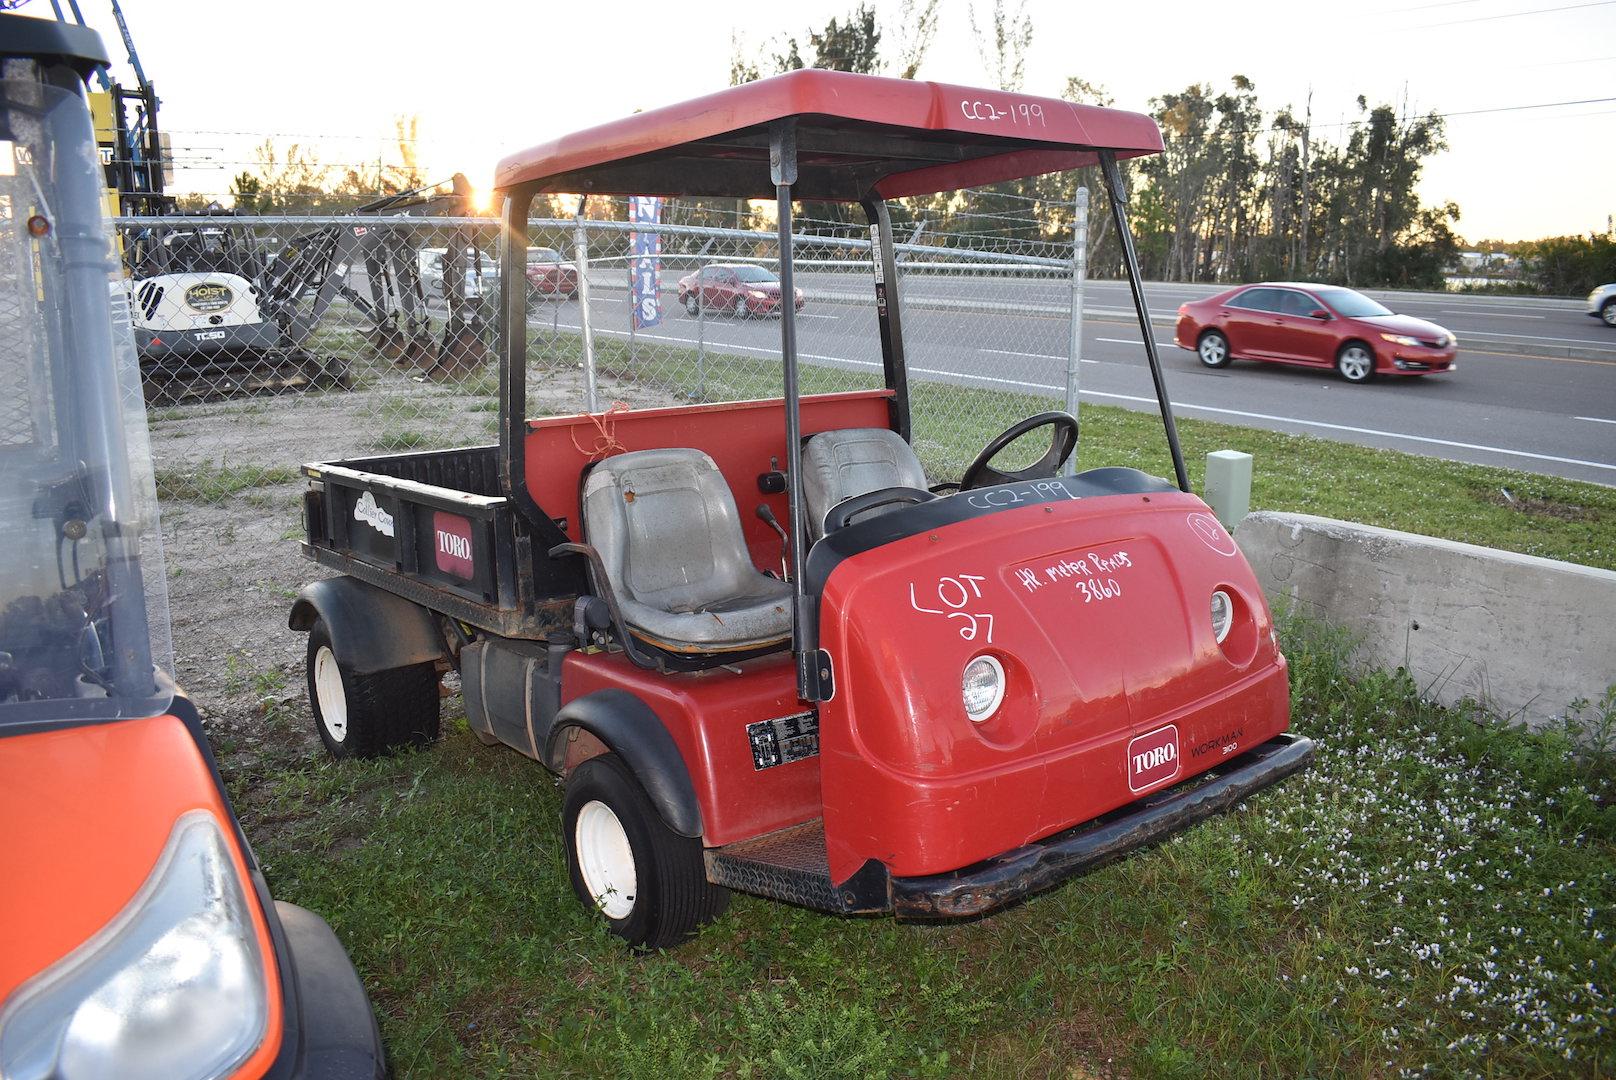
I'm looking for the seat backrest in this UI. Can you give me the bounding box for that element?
[582,448,759,615]
[801,428,928,540]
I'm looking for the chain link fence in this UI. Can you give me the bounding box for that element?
[118,193,1090,514]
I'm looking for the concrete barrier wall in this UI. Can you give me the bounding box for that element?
[1236,511,1616,730]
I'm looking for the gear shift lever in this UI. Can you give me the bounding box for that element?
[755,504,790,581]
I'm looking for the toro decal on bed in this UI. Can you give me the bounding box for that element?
[1128,723,1180,792]
[433,511,475,579]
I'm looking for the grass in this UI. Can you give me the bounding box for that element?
[154,462,301,502]
[226,621,1616,1077]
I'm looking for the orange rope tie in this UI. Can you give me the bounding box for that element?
[569,400,633,459]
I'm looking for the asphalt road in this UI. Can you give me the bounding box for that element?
[536,271,1616,486]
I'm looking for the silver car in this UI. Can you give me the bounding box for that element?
[1588,283,1616,328]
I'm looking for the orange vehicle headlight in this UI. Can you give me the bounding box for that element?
[0,811,269,1080]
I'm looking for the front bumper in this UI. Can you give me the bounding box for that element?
[889,733,1315,917]
[1381,345,1457,375]
[271,901,387,1079]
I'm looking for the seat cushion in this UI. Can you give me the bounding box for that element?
[582,448,791,652]
[802,428,929,540]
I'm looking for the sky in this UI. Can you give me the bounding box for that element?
[50,0,1616,241]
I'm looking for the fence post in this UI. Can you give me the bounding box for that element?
[626,243,636,365]
[695,258,707,400]
[1063,186,1089,475]
[573,205,598,413]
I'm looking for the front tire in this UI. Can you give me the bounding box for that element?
[1336,341,1376,383]
[562,754,728,949]
[306,619,440,759]
[1601,298,1616,327]
[1197,329,1232,368]
[684,293,699,316]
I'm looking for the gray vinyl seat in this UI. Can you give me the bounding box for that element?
[802,428,929,540]
[582,448,792,653]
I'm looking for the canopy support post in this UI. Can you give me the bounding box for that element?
[772,121,826,702]
[1098,150,1190,493]
[860,196,911,442]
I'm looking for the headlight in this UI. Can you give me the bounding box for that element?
[0,811,270,1080]
[1210,590,1233,644]
[750,290,766,299]
[1380,333,1420,347]
[962,654,1005,723]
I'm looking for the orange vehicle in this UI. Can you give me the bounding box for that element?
[0,17,385,1078]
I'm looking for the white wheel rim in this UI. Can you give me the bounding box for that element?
[575,800,637,920]
[312,645,347,742]
[1341,348,1371,380]
[1200,336,1226,364]
[1604,305,1616,326]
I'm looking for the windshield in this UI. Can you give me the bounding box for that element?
[732,265,777,283]
[1316,287,1393,318]
[528,248,563,263]
[0,78,172,721]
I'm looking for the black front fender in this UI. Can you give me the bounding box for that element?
[288,576,446,676]
[546,689,703,838]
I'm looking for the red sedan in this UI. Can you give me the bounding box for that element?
[677,263,805,317]
[525,246,579,299]
[1174,283,1457,383]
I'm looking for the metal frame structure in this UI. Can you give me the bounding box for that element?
[495,70,1190,700]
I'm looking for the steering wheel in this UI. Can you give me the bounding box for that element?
[823,486,936,533]
[960,411,1079,491]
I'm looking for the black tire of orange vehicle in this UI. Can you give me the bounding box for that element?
[306,619,440,759]
[1196,328,1232,368]
[562,753,729,950]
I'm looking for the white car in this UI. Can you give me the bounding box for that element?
[1588,283,1616,328]
[418,246,499,300]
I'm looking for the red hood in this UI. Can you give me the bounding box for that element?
[1351,312,1450,339]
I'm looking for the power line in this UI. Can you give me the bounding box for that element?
[1414,0,1616,28]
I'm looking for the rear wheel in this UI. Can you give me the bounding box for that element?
[735,296,750,317]
[562,753,728,949]
[1197,329,1232,368]
[1601,298,1616,327]
[1336,341,1376,383]
[684,292,699,316]
[306,619,440,759]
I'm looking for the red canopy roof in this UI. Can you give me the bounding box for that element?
[494,70,1163,202]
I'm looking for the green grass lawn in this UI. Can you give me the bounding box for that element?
[216,335,1616,1076]
[228,622,1615,1077]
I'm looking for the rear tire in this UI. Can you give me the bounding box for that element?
[562,754,728,949]
[306,619,440,759]
[1336,341,1376,383]
[684,293,699,316]
[1197,329,1232,368]
[1601,298,1616,327]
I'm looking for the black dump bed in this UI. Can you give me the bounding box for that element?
[300,444,576,638]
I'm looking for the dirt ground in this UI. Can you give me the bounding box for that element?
[147,360,678,768]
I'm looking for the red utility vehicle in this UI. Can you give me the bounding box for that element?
[1175,282,1458,382]
[291,70,1314,948]
[0,16,385,1076]
[677,263,804,317]
[524,246,578,299]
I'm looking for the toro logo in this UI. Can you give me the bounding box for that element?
[1127,724,1180,792]
[433,512,474,580]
